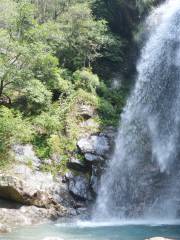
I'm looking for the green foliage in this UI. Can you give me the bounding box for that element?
[32,135,50,159]
[55,3,114,70]
[73,69,100,93]
[0,0,152,172]
[14,0,36,41]
[22,79,52,114]
[0,106,33,165]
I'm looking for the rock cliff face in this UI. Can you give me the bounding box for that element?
[66,127,116,200]
[0,126,116,233]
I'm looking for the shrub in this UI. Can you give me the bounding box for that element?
[73,69,100,93]
[23,79,52,114]
[0,106,33,166]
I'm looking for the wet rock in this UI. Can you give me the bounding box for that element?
[0,223,11,233]
[84,153,104,163]
[68,174,90,200]
[12,144,41,169]
[77,135,110,156]
[67,157,89,172]
[90,165,103,194]
[0,206,61,232]
[100,126,116,140]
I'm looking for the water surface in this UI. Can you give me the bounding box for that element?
[1,220,180,240]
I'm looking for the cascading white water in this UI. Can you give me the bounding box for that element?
[94,0,180,221]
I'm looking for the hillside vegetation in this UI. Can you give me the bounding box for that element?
[0,0,158,171]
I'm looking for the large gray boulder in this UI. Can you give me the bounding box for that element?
[77,135,110,156]
[84,153,104,163]
[0,164,74,211]
[68,174,90,200]
[0,175,55,207]
[0,206,61,233]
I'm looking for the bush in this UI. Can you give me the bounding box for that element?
[23,79,52,114]
[73,69,100,93]
[33,103,63,134]
[0,106,33,166]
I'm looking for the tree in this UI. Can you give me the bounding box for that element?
[31,0,75,22]
[55,3,110,70]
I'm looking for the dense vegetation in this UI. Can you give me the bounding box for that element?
[0,0,159,171]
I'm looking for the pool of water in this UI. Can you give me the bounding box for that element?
[0,221,180,240]
[1,220,180,240]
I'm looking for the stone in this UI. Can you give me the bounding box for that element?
[67,157,87,172]
[67,157,89,172]
[90,165,101,194]
[100,126,117,146]
[12,144,41,169]
[0,223,11,233]
[77,135,110,156]
[84,153,104,163]
[79,119,99,129]
[0,165,74,211]
[0,206,59,232]
[78,104,95,119]
[68,175,90,200]
[0,174,54,207]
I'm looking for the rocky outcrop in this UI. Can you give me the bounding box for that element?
[12,144,41,169]
[0,161,76,233]
[67,173,90,200]
[0,206,59,233]
[67,127,116,199]
[77,135,110,156]
[77,104,95,119]
[67,157,89,173]
[0,126,116,233]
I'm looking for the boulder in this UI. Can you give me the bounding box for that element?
[77,135,110,156]
[0,206,61,232]
[0,223,11,233]
[68,174,90,200]
[84,153,104,163]
[0,174,61,207]
[0,164,74,211]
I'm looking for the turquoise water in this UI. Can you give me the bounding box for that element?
[1,221,180,240]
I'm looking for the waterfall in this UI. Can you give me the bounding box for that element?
[94,0,180,220]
